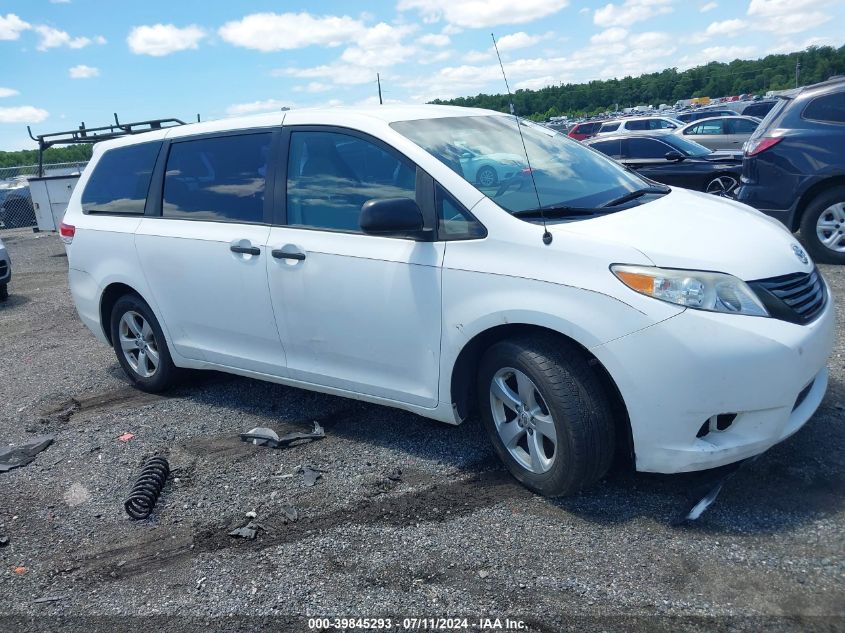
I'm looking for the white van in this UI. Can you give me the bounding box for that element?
[62,106,835,496]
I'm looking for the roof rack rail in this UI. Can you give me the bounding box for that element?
[26,113,187,176]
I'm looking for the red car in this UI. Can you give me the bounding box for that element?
[567,121,602,141]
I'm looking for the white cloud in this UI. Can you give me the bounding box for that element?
[340,22,416,67]
[0,105,49,124]
[678,45,757,70]
[33,25,93,50]
[766,35,838,55]
[594,0,674,27]
[465,50,493,63]
[69,64,99,79]
[0,13,30,40]
[748,0,833,34]
[691,17,748,41]
[397,0,570,28]
[276,62,380,86]
[417,33,450,47]
[590,27,628,45]
[515,75,556,90]
[495,31,552,52]
[219,12,365,51]
[94,35,107,45]
[128,24,205,56]
[419,49,452,64]
[226,99,291,116]
[579,7,591,13]
[442,24,463,35]
[50,0,71,3]
[0,87,20,98]
[294,82,332,93]
[700,1,718,11]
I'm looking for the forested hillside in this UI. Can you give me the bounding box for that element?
[432,45,845,120]
[0,144,93,169]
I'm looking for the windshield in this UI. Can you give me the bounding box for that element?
[391,115,649,214]
[664,135,711,157]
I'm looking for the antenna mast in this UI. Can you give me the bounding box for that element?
[491,33,552,245]
[377,73,383,105]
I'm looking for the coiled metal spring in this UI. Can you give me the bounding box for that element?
[124,457,170,520]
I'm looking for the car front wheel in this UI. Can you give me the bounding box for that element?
[110,294,177,392]
[477,336,616,497]
[705,174,738,196]
[800,186,845,264]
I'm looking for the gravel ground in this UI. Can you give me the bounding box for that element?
[0,227,843,633]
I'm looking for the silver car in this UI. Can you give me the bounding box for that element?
[675,115,760,151]
[0,236,10,301]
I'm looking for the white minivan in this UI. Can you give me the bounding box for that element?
[63,106,835,497]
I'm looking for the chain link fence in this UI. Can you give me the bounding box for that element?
[0,162,87,230]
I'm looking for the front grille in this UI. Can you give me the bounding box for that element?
[750,267,827,325]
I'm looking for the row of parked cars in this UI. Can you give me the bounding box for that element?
[559,78,845,263]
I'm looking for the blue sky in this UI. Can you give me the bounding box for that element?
[0,0,843,150]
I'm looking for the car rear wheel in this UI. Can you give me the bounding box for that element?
[800,186,845,265]
[477,336,616,497]
[110,294,177,392]
[477,166,498,188]
[705,174,738,196]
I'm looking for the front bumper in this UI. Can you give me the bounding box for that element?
[591,290,835,473]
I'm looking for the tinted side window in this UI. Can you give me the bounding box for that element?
[727,118,758,134]
[436,185,485,240]
[625,138,670,159]
[599,122,620,133]
[81,142,161,214]
[287,131,416,233]
[687,120,724,135]
[743,102,775,118]
[163,133,271,223]
[803,91,845,123]
[626,119,648,131]
[589,139,622,158]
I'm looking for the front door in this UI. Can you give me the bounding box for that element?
[266,128,443,407]
[135,130,287,376]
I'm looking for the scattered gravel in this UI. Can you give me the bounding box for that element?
[0,228,843,632]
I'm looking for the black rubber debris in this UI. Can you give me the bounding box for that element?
[0,435,54,473]
[240,422,325,449]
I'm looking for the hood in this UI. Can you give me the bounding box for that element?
[554,187,812,281]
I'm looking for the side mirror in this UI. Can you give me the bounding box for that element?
[360,198,426,240]
[665,150,685,162]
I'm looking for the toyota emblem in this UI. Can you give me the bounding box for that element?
[792,244,809,265]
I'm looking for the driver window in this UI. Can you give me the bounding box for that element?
[287,131,416,232]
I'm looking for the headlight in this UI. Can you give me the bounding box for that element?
[611,265,768,316]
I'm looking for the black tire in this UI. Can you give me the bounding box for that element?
[110,294,177,393]
[477,335,616,497]
[799,186,845,265]
[476,166,498,188]
[0,284,7,302]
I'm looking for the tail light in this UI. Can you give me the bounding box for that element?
[744,136,782,157]
[59,222,76,244]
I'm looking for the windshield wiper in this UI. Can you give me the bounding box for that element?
[601,186,670,208]
[511,205,600,219]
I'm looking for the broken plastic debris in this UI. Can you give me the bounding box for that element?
[240,422,325,449]
[0,435,54,473]
[117,433,135,442]
[279,504,298,523]
[13,566,26,574]
[672,455,759,525]
[33,595,67,604]
[299,465,325,487]
[228,520,264,540]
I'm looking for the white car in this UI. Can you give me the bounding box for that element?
[595,116,683,136]
[457,147,524,188]
[63,106,835,497]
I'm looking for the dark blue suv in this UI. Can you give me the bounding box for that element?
[737,77,845,264]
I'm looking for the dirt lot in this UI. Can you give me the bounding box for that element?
[0,227,843,632]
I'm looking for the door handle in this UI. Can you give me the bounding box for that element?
[272,249,306,261]
[231,245,261,256]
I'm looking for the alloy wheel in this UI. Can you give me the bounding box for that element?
[489,367,558,474]
[118,311,160,378]
[478,167,497,188]
[705,175,738,196]
[815,202,845,253]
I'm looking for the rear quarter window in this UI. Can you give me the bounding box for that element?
[81,142,161,214]
[803,91,845,124]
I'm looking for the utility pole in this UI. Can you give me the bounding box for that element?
[377,73,383,105]
[795,60,801,89]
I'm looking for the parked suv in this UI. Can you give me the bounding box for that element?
[567,121,602,141]
[675,109,737,124]
[595,116,682,136]
[64,106,834,497]
[737,78,845,263]
[0,236,10,301]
